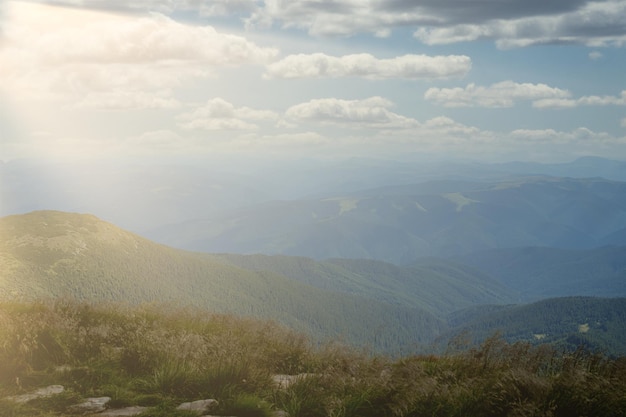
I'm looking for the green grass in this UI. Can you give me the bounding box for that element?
[1,300,625,417]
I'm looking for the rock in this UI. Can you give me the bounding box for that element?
[176,399,219,414]
[7,385,65,403]
[97,406,149,416]
[67,397,111,414]
[272,374,314,390]
[272,410,290,417]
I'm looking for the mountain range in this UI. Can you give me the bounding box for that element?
[2,210,625,356]
[148,176,626,263]
[4,156,626,235]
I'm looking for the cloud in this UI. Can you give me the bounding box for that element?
[28,0,259,17]
[0,2,277,109]
[286,97,419,129]
[23,0,626,49]
[243,0,626,48]
[533,91,626,108]
[177,98,280,130]
[76,91,182,110]
[589,51,603,60]
[414,1,626,48]
[264,53,471,80]
[424,81,571,108]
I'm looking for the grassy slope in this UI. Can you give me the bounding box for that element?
[1,300,625,417]
[0,211,444,353]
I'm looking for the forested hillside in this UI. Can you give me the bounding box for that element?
[214,254,513,315]
[0,211,444,353]
[456,246,626,301]
[441,297,626,356]
[2,210,626,357]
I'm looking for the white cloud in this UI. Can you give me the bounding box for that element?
[0,1,277,109]
[286,97,419,129]
[76,91,182,110]
[19,0,626,49]
[264,53,471,80]
[589,51,603,60]
[424,81,571,108]
[28,0,259,17]
[177,98,279,130]
[533,91,626,109]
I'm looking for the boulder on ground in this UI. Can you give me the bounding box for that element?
[176,399,219,414]
[7,385,65,403]
[67,396,111,414]
[98,406,149,416]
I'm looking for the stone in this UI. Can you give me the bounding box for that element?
[176,399,219,414]
[7,385,65,403]
[97,406,150,416]
[67,397,111,414]
[272,373,314,390]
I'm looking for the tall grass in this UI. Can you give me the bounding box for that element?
[1,300,625,417]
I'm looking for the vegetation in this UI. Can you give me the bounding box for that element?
[1,300,626,417]
[441,297,626,356]
[0,211,446,354]
[214,254,513,315]
[2,211,626,357]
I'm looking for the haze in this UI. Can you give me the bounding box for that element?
[1,0,626,232]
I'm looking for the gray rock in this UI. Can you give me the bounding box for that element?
[98,406,150,416]
[7,385,65,403]
[272,374,314,390]
[67,396,111,414]
[176,399,219,414]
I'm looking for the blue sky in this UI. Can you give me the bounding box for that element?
[1,0,625,163]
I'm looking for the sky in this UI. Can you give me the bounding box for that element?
[1,0,626,164]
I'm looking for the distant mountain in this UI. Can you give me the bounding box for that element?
[456,245,626,302]
[493,156,626,182]
[150,176,626,263]
[5,156,624,235]
[0,210,450,353]
[439,297,626,356]
[0,159,272,232]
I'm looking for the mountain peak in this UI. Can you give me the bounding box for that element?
[0,210,145,267]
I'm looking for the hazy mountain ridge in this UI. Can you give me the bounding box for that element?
[456,245,626,301]
[151,176,626,263]
[4,156,626,236]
